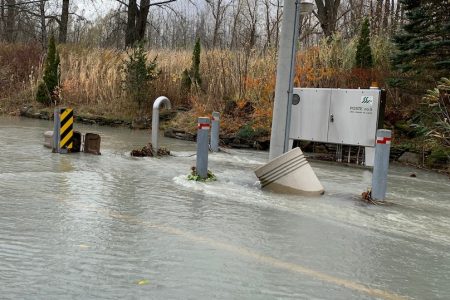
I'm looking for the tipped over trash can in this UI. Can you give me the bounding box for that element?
[255,147,324,195]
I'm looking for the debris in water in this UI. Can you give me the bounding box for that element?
[361,188,376,204]
[361,188,387,205]
[136,279,150,285]
[187,166,217,182]
[130,143,170,157]
[409,173,417,178]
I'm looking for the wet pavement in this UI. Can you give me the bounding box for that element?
[1,116,449,299]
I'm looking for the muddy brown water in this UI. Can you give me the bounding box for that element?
[1,116,450,299]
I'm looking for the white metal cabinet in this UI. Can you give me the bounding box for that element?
[290,88,331,143]
[289,88,384,149]
[327,89,381,146]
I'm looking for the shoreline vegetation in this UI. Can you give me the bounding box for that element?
[12,105,450,176]
[1,41,449,174]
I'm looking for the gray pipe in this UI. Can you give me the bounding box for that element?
[269,0,301,160]
[371,129,392,200]
[52,108,60,153]
[151,96,171,155]
[196,117,210,179]
[211,112,220,152]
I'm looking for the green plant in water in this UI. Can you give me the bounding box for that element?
[187,166,216,182]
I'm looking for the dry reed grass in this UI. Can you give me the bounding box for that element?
[0,43,42,114]
[1,37,394,134]
[57,46,280,126]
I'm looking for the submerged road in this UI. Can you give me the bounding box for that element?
[1,116,449,299]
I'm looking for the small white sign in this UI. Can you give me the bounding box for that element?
[361,95,374,106]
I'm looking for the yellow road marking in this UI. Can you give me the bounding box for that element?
[105,211,409,300]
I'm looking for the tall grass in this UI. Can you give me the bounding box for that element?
[58,47,279,122]
[59,47,128,117]
[1,36,394,133]
[0,43,42,113]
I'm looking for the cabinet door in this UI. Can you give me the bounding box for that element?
[327,89,381,146]
[289,88,331,143]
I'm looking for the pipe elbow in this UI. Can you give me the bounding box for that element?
[153,96,171,110]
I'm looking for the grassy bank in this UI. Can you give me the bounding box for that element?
[0,41,448,170]
[0,37,393,132]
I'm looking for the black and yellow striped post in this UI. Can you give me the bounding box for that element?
[59,108,73,153]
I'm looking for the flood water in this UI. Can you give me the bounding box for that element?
[1,116,449,300]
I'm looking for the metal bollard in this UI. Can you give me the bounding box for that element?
[196,117,210,179]
[52,108,60,153]
[371,129,392,200]
[210,112,220,152]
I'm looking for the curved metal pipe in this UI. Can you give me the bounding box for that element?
[152,96,172,154]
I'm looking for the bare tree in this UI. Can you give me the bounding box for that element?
[382,0,390,32]
[263,0,271,48]
[374,0,382,32]
[58,0,69,43]
[263,0,281,49]
[205,0,229,48]
[315,0,341,38]
[5,0,16,42]
[230,0,243,48]
[120,0,177,47]
[242,0,259,50]
[38,0,47,45]
[0,0,5,40]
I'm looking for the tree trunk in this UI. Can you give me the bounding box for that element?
[370,0,374,32]
[315,0,341,38]
[393,0,401,32]
[5,0,16,42]
[39,0,47,47]
[59,0,69,43]
[230,0,242,49]
[389,0,395,33]
[244,0,258,49]
[349,0,363,35]
[382,0,390,33]
[136,0,150,42]
[125,0,137,47]
[211,0,224,48]
[375,0,383,33]
[274,0,281,49]
[125,0,151,47]
[0,0,5,40]
[263,0,271,49]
